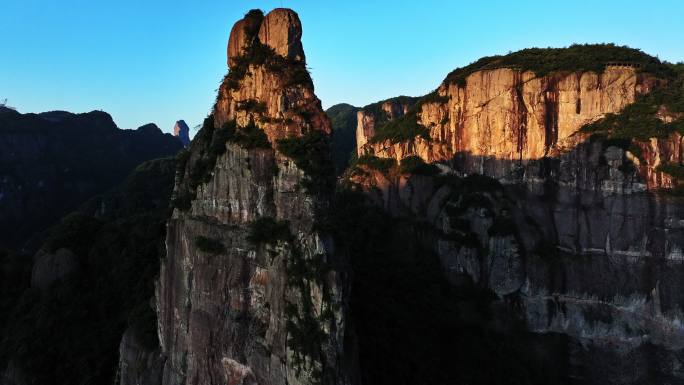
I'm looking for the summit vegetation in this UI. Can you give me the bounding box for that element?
[443,44,677,86]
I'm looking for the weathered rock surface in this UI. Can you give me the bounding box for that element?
[360,67,655,160]
[172,120,190,147]
[257,8,304,62]
[216,10,328,149]
[229,19,256,68]
[356,66,683,190]
[156,9,354,385]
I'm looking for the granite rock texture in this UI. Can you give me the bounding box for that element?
[155,9,354,385]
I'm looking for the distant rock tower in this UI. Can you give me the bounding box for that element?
[173,120,190,146]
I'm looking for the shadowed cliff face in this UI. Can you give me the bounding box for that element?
[350,131,684,383]
[0,109,182,251]
[155,9,354,385]
[349,150,684,383]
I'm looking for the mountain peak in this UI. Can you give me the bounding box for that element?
[172,120,190,146]
[227,8,304,69]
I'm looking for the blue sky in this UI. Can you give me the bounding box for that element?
[2,0,683,135]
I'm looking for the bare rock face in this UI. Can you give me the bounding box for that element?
[228,13,263,68]
[258,8,304,62]
[360,67,651,161]
[357,67,671,186]
[228,19,251,68]
[172,120,190,146]
[215,9,328,146]
[156,8,353,385]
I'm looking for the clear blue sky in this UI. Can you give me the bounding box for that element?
[2,0,683,135]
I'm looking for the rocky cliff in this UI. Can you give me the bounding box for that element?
[380,67,653,159]
[356,55,683,191]
[350,48,684,383]
[355,96,416,154]
[155,9,354,385]
[0,109,182,251]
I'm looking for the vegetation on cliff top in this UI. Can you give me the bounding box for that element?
[361,96,419,125]
[368,109,431,145]
[353,154,397,174]
[363,45,680,153]
[366,91,447,145]
[580,70,684,141]
[443,44,677,86]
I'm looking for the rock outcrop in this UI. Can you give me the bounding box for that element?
[173,120,190,146]
[156,9,353,385]
[257,8,305,62]
[228,14,261,67]
[355,96,416,154]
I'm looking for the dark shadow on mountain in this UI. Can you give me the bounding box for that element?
[0,157,177,385]
[349,138,684,384]
[0,109,183,252]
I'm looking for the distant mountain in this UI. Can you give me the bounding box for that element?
[173,120,190,146]
[0,109,182,251]
[326,103,359,174]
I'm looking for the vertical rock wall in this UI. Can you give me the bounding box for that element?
[155,9,354,385]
